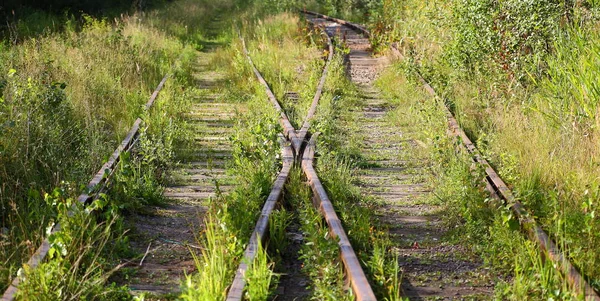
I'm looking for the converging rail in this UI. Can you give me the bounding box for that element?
[226,138,294,301]
[1,73,171,301]
[304,9,600,300]
[227,20,376,300]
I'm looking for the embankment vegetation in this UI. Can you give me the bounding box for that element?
[0,0,239,297]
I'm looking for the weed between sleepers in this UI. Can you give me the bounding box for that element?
[179,39,284,298]
[181,11,339,300]
[286,167,348,300]
[10,57,192,301]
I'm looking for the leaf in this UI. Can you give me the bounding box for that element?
[7,69,16,77]
[507,217,520,231]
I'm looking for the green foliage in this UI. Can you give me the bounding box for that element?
[268,209,292,257]
[180,214,240,301]
[286,168,348,300]
[450,0,568,81]
[535,28,600,132]
[0,0,213,293]
[14,188,130,300]
[244,241,278,300]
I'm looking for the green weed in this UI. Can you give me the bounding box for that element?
[244,241,278,300]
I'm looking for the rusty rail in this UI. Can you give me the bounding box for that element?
[239,37,301,153]
[226,138,293,301]
[228,22,376,300]
[301,134,377,301]
[1,72,171,301]
[297,23,334,152]
[403,59,600,301]
[307,9,600,300]
[239,26,333,156]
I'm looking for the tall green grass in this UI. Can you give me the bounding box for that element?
[0,0,225,294]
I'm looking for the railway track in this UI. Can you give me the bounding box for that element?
[1,71,172,301]
[303,9,600,301]
[226,19,376,300]
[5,8,597,301]
[124,53,242,296]
[305,11,493,299]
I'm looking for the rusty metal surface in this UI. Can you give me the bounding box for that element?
[2,72,171,301]
[301,134,377,301]
[232,22,376,300]
[388,42,600,301]
[296,22,334,152]
[226,139,294,301]
[239,37,301,153]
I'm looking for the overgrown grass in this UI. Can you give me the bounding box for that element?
[242,12,324,128]
[0,0,228,295]
[14,190,130,300]
[286,168,348,300]
[376,57,587,299]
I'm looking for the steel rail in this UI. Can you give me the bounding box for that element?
[1,72,171,301]
[296,23,334,152]
[226,138,294,301]
[301,134,377,301]
[228,22,376,300]
[239,37,301,154]
[240,26,333,156]
[306,9,600,300]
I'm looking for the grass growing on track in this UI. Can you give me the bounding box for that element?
[310,49,403,300]
[286,168,349,300]
[0,0,230,297]
[179,39,283,299]
[376,62,577,300]
[243,13,325,129]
